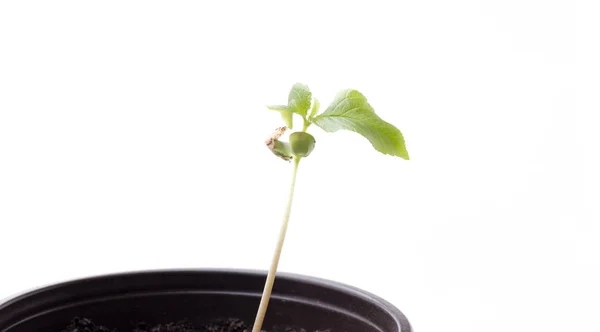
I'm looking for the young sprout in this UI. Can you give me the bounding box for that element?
[253,83,409,332]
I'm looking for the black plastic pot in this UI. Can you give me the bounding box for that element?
[0,269,411,332]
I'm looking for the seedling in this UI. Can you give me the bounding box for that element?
[253,83,409,332]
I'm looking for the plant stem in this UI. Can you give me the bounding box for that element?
[302,117,311,132]
[252,157,301,332]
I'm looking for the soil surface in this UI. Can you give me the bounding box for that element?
[60,317,329,332]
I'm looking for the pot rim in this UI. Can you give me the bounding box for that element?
[0,268,411,332]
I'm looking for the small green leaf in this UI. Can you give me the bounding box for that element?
[309,98,320,119]
[288,83,312,117]
[266,105,289,111]
[267,105,293,129]
[312,90,409,159]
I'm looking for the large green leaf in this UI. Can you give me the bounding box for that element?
[312,89,409,159]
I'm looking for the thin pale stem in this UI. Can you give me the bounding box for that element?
[252,157,301,332]
[302,116,311,132]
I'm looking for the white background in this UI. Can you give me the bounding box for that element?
[0,1,597,332]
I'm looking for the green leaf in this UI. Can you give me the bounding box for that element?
[267,105,293,129]
[288,83,312,117]
[309,98,320,119]
[312,89,409,159]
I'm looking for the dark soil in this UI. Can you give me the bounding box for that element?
[60,318,116,332]
[60,318,330,332]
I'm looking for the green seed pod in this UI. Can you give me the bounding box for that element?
[289,132,316,157]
